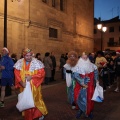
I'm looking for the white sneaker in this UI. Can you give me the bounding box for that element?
[104,90,106,92]
[114,88,119,93]
[39,115,44,120]
[72,105,76,109]
[0,101,5,107]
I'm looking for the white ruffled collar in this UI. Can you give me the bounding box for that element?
[64,58,97,75]
[14,58,44,72]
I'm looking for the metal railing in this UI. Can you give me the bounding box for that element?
[107,42,120,47]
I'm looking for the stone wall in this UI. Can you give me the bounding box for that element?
[0,0,94,67]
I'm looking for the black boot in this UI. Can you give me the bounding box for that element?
[88,112,93,120]
[76,110,83,119]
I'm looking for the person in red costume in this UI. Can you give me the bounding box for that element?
[14,48,48,120]
[74,52,99,119]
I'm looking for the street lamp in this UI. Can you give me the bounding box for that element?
[4,0,20,47]
[97,23,107,51]
[3,0,21,96]
[4,0,7,47]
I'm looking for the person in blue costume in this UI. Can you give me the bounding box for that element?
[63,51,79,109]
[0,47,14,107]
[75,52,99,119]
[64,51,99,120]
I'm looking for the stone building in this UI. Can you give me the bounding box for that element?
[0,0,94,63]
[94,16,120,52]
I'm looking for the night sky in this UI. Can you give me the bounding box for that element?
[94,0,120,20]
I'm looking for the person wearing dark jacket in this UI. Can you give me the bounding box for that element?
[11,53,17,63]
[0,47,14,107]
[100,63,110,91]
[114,52,120,92]
[60,54,66,79]
[35,53,42,61]
[50,52,56,81]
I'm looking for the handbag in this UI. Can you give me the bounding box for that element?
[91,83,104,102]
[16,80,35,112]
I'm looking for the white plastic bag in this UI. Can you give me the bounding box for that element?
[16,81,35,112]
[66,73,72,87]
[91,84,104,102]
[64,64,72,87]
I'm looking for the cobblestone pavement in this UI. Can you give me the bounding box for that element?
[0,72,120,120]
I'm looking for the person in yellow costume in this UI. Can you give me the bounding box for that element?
[14,48,48,120]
